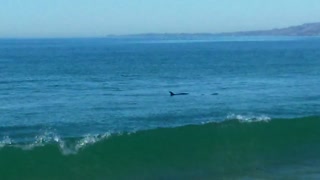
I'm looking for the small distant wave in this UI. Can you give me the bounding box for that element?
[0,78,57,85]
[226,113,271,123]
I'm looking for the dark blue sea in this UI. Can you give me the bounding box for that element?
[0,37,320,179]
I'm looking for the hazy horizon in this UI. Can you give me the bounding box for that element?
[1,0,320,38]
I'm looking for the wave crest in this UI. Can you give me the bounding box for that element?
[0,136,13,148]
[226,113,271,123]
[1,130,113,155]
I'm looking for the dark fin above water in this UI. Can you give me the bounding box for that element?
[170,91,217,96]
[169,91,189,96]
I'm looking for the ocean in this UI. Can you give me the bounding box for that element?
[0,37,319,179]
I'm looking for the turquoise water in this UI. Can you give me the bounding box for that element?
[0,37,320,179]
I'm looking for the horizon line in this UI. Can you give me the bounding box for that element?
[0,21,319,39]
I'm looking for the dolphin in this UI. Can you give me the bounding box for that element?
[169,91,189,96]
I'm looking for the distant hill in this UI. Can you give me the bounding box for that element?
[106,33,215,40]
[107,22,320,39]
[218,22,320,36]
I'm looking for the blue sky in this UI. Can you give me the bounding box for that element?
[1,0,320,38]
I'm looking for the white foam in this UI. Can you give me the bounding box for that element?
[0,136,13,148]
[74,133,111,151]
[226,113,271,123]
[58,133,113,155]
[0,129,116,155]
[22,131,62,150]
[19,131,113,155]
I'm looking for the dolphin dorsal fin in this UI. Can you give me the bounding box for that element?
[169,91,175,96]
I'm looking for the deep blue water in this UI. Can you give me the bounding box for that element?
[1,37,320,179]
[0,37,320,142]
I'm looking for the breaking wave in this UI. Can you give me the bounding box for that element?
[1,116,320,179]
